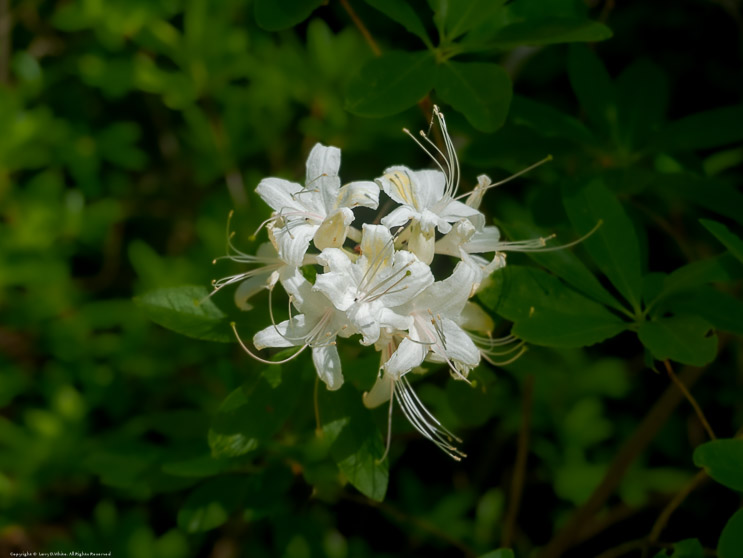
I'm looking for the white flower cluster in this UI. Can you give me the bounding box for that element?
[214,107,552,459]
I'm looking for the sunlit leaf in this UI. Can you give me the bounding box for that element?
[479,266,627,347]
[134,285,232,343]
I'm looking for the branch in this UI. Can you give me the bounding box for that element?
[663,359,717,440]
[502,374,534,548]
[339,0,381,57]
[540,364,707,558]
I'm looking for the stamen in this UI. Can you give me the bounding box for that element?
[231,322,308,365]
[500,219,603,253]
[452,154,553,202]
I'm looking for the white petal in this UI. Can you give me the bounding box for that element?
[253,315,309,349]
[312,344,344,391]
[434,318,480,367]
[464,226,503,254]
[306,143,341,212]
[337,180,380,210]
[380,205,416,230]
[384,337,428,379]
[434,219,477,257]
[273,221,318,267]
[408,169,446,210]
[377,251,434,308]
[360,224,394,271]
[377,166,419,208]
[363,372,394,409]
[234,275,269,311]
[378,307,413,332]
[255,177,304,213]
[438,199,486,230]
[348,302,381,345]
[314,208,353,251]
[407,224,436,265]
[414,257,480,319]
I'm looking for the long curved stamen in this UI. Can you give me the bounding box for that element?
[395,377,466,460]
[498,219,603,253]
[231,322,308,365]
[452,154,553,202]
[377,377,395,464]
[481,345,528,366]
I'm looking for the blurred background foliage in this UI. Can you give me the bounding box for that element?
[1,0,743,557]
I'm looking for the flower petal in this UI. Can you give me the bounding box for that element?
[273,221,318,267]
[434,318,480,367]
[384,337,428,379]
[408,169,446,211]
[314,208,353,251]
[253,315,310,349]
[377,250,434,308]
[434,219,477,257]
[348,302,382,345]
[337,181,380,210]
[255,177,304,213]
[312,344,344,391]
[306,143,341,212]
[438,199,486,230]
[234,275,270,311]
[363,372,394,409]
[380,205,416,230]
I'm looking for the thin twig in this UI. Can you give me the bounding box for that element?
[646,469,708,552]
[540,364,707,558]
[342,492,477,558]
[339,0,381,57]
[0,0,10,84]
[502,374,534,548]
[663,360,717,440]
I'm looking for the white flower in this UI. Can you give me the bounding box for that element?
[313,224,434,346]
[375,107,485,264]
[251,267,354,390]
[256,143,379,266]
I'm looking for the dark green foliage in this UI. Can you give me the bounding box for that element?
[3,0,742,557]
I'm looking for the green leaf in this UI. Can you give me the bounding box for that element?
[435,61,512,133]
[655,253,743,305]
[568,44,617,138]
[562,178,644,311]
[479,266,628,347]
[718,508,743,558]
[479,550,515,558]
[700,219,743,264]
[442,0,506,41]
[320,386,388,501]
[364,0,432,46]
[638,315,717,366]
[661,286,743,335]
[656,539,705,558]
[208,373,303,459]
[510,95,594,144]
[253,0,324,31]
[134,285,232,343]
[657,104,743,152]
[177,476,245,533]
[346,51,436,117]
[655,174,743,225]
[490,19,612,48]
[615,59,668,151]
[693,439,743,491]
[498,210,624,313]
